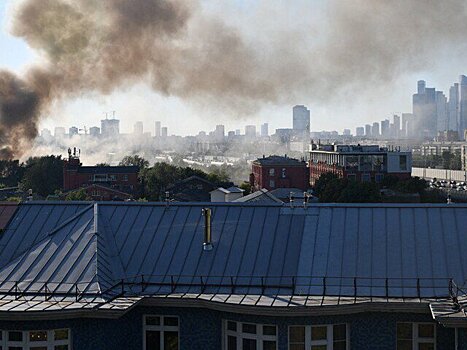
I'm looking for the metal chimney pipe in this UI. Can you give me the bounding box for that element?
[202,208,213,251]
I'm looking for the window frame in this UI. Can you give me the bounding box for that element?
[396,322,436,350]
[288,324,350,350]
[0,328,71,349]
[223,320,278,350]
[143,315,180,350]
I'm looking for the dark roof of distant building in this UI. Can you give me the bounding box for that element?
[253,155,306,166]
[77,166,139,174]
[233,189,284,203]
[167,175,215,189]
[63,184,133,199]
[0,202,465,317]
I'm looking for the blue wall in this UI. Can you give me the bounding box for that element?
[0,307,458,349]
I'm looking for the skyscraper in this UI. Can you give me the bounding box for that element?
[372,122,380,137]
[214,125,225,142]
[155,121,161,137]
[458,75,467,139]
[401,113,413,138]
[101,118,120,137]
[134,121,143,135]
[245,125,256,138]
[435,91,448,132]
[161,127,168,138]
[261,123,269,137]
[292,105,310,134]
[412,80,438,138]
[365,124,372,137]
[393,115,401,138]
[356,127,364,136]
[381,119,390,137]
[69,126,78,137]
[448,83,459,132]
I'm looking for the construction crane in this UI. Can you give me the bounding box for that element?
[79,126,88,135]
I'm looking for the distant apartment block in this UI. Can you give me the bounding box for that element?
[293,105,311,134]
[101,118,120,137]
[309,144,412,186]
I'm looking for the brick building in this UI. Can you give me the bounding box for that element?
[63,148,140,200]
[250,155,309,191]
[309,144,412,186]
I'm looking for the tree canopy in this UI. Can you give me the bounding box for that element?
[20,156,64,197]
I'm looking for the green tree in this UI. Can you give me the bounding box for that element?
[313,172,339,196]
[337,181,381,203]
[144,163,181,200]
[20,156,64,197]
[0,160,25,187]
[239,181,252,195]
[395,177,427,194]
[119,155,149,169]
[65,188,90,201]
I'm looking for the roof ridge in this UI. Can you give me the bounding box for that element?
[46,203,95,237]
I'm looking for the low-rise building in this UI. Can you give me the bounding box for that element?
[309,144,412,186]
[210,187,244,202]
[63,148,140,199]
[250,155,309,191]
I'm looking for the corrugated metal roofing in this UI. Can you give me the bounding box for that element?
[0,202,465,312]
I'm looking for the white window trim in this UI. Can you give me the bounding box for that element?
[223,320,277,350]
[396,322,436,350]
[288,324,350,350]
[142,315,180,350]
[0,329,71,349]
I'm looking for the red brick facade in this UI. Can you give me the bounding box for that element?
[63,156,140,197]
[250,156,309,191]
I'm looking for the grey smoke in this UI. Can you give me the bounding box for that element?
[2,0,467,158]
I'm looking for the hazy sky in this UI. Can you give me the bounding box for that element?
[0,0,465,136]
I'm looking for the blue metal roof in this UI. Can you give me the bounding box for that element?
[0,202,464,305]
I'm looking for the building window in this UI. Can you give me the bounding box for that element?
[400,155,407,171]
[144,315,179,350]
[93,174,108,182]
[269,168,275,176]
[281,168,286,178]
[269,180,275,188]
[0,329,70,349]
[375,174,384,183]
[361,173,371,182]
[109,174,117,181]
[224,320,277,350]
[289,324,348,350]
[123,175,129,181]
[397,323,435,350]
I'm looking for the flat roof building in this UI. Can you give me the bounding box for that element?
[309,143,412,185]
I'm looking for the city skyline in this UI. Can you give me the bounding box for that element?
[3,1,467,145]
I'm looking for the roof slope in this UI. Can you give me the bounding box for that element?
[0,203,18,230]
[0,202,465,302]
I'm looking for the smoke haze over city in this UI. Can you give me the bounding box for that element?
[1,0,467,158]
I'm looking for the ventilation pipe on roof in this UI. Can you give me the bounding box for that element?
[202,208,213,251]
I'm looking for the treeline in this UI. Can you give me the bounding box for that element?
[412,151,462,170]
[0,155,234,200]
[313,173,438,203]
